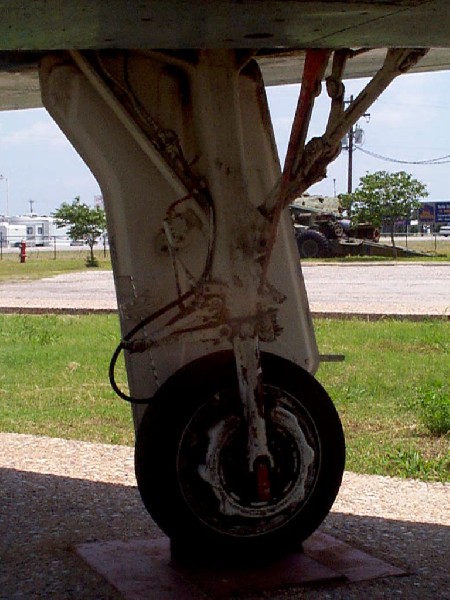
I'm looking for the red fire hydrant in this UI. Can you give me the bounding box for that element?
[19,241,27,263]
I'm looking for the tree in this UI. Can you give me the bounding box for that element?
[52,197,106,266]
[337,191,354,218]
[346,171,428,256]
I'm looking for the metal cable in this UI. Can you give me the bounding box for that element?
[356,146,450,165]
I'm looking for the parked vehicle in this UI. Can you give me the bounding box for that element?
[290,195,379,258]
[439,225,450,237]
[290,195,426,258]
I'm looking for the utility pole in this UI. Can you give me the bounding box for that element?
[0,175,9,216]
[344,96,370,194]
[347,111,354,194]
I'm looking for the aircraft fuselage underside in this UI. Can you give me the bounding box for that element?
[39,47,427,555]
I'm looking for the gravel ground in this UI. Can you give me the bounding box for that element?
[302,262,450,317]
[0,434,448,599]
[0,263,449,316]
[0,271,116,312]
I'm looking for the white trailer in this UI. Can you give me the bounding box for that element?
[8,216,52,246]
[0,222,27,247]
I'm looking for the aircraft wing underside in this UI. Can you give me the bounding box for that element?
[1,0,450,109]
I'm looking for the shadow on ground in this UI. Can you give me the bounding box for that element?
[0,468,448,599]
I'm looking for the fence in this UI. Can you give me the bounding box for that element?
[0,234,110,260]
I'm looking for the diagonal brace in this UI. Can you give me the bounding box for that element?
[282,47,430,204]
[260,47,429,284]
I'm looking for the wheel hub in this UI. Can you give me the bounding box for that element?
[177,389,318,537]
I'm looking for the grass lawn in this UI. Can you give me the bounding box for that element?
[314,318,449,482]
[0,314,448,482]
[303,238,450,262]
[0,314,131,445]
[0,250,112,282]
[376,237,450,258]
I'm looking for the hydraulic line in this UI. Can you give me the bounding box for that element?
[109,288,196,403]
[109,194,216,403]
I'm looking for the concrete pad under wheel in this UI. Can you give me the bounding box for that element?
[76,532,406,599]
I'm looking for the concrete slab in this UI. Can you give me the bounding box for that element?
[303,532,406,582]
[76,532,406,599]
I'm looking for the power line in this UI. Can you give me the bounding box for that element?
[375,98,450,111]
[355,146,450,165]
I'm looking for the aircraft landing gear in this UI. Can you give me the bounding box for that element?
[135,351,345,558]
[39,46,426,561]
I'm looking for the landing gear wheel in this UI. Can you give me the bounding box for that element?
[135,351,345,559]
[296,230,331,258]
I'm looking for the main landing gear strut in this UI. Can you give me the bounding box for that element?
[39,47,427,558]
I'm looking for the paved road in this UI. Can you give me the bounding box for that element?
[0,263,449,316]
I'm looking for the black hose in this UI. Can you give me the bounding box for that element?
[108,289,196,404]
[109,194,216,403]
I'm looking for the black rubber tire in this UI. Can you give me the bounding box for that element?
[135,351,345,558]
[296,229,331,258]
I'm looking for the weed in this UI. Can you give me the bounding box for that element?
[382,446,449,481]
[417,385,450,436]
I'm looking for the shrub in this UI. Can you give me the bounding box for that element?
[85,255,99,268]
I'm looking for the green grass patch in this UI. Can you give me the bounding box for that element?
[402,238,450,258]
[302,238,450,262]
[0,314,448,482]
[314,318,449,482]
[0,313,131,445]
[0,250,112,282]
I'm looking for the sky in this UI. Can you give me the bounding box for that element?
[0,69,449,216]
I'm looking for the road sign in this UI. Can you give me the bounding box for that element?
[419,203,435,223]
[435,202,450,224]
